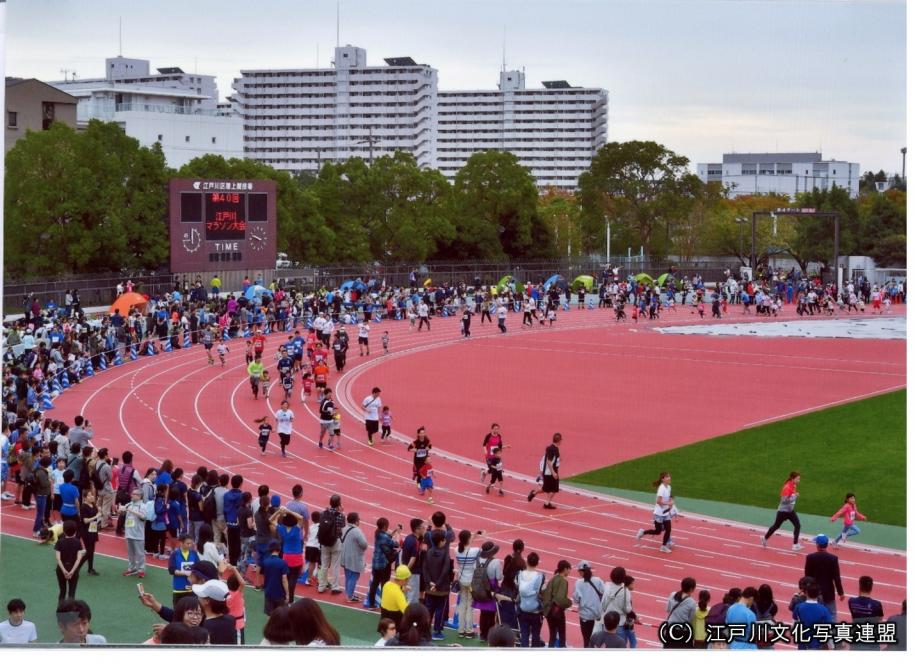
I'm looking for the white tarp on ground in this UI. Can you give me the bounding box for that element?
[656,316,907,340]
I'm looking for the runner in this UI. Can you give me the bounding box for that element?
[251,327,266,360]
[358,321,371,356]
[317,389,335,450]
[830,492,868,546]
[461,306,472,338]
[276,347,293,381]
[254,417,273,456]
[362,387,383,446]
[260,370,271,399]
[635,472,679,553]
[417,301,431,332]
[761,471,803,551]
[381,331,390,355]
[417,460,434,504]
[291,330,305,372]
[480,423,510,496]
[380,406,393,441]
[215,339,229,368]
[202,326,215,366]
[300,372,313,405]
[280,371,294,401]
[527,433,562,509]
[274,401,294,458]
[247,356,264,400]
[497,302,508,334]
[313,358,329,402]
[407,427,432,485]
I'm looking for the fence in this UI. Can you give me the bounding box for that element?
[3,257,744,312]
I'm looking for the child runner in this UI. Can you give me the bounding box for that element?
[281,372,294,401]
[254,417,273,456]
[830,492,868,546]
[382,331,390,355]
[358,321,371,356]
[761,471,802,551]
[480,423,510,496]
[216,340,229,368]
[260,370,271,399]
[635,471,678,553]
[274,401,294,458]
[313,359,329,402]
[300,372,313,404]
[407,427,432,485]
[330,412,342,451]
[417,461,434,504]
[202,327,215,365]
[380,406,393,440]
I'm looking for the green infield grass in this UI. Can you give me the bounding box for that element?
[570,390,906,527]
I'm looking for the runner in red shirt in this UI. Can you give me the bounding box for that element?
[251,329,267,359]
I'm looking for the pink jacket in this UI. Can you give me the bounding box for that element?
[831,503,865,526]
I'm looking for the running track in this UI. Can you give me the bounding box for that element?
[2,305,906,647]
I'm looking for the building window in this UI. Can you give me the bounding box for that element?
[42,102,56,130]
[157,134,163,142]
[211,137,216,144]
[185,135,190,142]
[7,111,17,128]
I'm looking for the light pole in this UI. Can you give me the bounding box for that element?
[735,216,748,265]
[902,147,907,180]
[604,215,610,263]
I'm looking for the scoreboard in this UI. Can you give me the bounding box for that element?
[169,179,277,273]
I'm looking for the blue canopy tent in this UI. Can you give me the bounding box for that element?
[544,274,561,289]
[243,285,272,300]
[340,280,356,291]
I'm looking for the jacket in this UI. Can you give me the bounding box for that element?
[341,524,368,572]
[666,591,698,625]
[573,577,604,621]
[422,545,452,596]
[372,530,399,571]
[542,573,572,611]
[804,551,844,603]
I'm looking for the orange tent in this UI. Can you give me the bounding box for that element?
[110,292,149,315]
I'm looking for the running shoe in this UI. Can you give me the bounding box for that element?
[428,497,434,504]
[318,442,324,449]
[123,569,138,576]
[431,632,446,641]
[485,485,491,494]
[760,535,767,548]
[841,533,848,544]
[543,503,556,510]
[480,469,486,482]
[659,546,672,554]
[635,529,645,541]
[1,492,14,500]
[498,489,505,496]
[792,543,802,551]
[87,570,100,577]
[527,490,536,502]
[138,572,146,578]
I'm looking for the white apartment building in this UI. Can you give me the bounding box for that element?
[437,71,608,189]
[232,46,437,171]
[697,152,860,198]
[49,56,243,167]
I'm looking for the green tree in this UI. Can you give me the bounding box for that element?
[857,189,906,265]
[4,120,169,277]
[787,186,859,273]
[698,194,788,266]
[538,188,582,257]
[177,154,334,264]
[578,141,697,256]
[444,151,541,260]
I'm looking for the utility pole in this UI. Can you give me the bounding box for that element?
[605,216,610,263]
[902,147,907,180]
[357,125,381,165]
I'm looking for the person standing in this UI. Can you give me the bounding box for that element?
[79,491,101,576]
[461,306,472,338]
[849,576,884,651]
[120,487,148,578]
[527,433,562,509]
[368,518,401,610]
[54,520,85,601]
[471,541,504,644]
[636,471,678,553]
[542,559,572,647]
[516,551,546,647]
[357,321,371,356]
[362,387,382,446]
[274,401,294,458]
[572,561,604,647]
[761,471,803,551]
[341,512,368,603]
[423,529,452,640]
[497,302,508,333]
[804,534,844,620]
[401,519,426,605]
[664,577,698,649]
[94,449,115,531]
[724,587,758,650]
[316,494,345,594]
[417,301,431,332]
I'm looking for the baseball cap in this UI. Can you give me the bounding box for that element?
[192,579,230,602]
[189,561,219,581]
[577,561,591,571]
[394,565,411,581]
[814,534,829,547]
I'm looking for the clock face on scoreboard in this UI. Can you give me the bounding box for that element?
[169,180,276,272]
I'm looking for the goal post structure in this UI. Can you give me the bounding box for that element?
[750,208,840,282]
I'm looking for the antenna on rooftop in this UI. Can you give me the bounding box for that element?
[316,45,319,68]
[118,16,122,56]
[502,25,506,72]
[336,0,340,48]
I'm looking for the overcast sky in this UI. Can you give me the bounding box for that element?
[5,0,907,172]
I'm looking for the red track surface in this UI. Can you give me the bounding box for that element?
[2,305,906,648]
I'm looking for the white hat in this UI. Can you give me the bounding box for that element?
[192,579,230,602]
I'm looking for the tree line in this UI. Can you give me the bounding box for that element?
[3,120,906,277]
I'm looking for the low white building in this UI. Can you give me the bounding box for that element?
[697,152,860,198]
[49,56,242,167]
[437,71,608,189]
[232,46,438,172]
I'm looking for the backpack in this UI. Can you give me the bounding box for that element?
[517,571,545,613]
[91,461,107,492]
[201,489,217,522]
[470,557,495,602]
[317,508,338,547]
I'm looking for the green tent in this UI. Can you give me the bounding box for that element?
[497,275,517,292]
[657,273,672,287]
[634,273,655,284]
[571,275,594,291]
